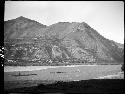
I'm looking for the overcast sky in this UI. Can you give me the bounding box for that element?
[4,1,124,44]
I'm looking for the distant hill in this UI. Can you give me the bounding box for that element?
[4,16,124,65]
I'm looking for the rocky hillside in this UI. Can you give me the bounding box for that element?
[4,16,124,65]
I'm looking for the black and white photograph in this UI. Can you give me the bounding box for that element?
[4,1,124,93]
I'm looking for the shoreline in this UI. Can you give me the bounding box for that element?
[4,64,98,72]
[4,64,122,72]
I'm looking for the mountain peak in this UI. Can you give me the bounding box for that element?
[17,16,26,19]
[15,16,32,22]
[80,22,90,28]
[14,16,47,28]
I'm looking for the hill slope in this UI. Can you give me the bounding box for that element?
[4,16,124,65]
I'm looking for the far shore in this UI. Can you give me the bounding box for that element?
[4,64,122,72]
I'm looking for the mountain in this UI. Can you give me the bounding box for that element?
[4,16,47,41]
[4,16,124,65]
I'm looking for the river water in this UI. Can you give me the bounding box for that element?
[4,65,122,81]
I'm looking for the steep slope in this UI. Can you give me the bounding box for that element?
[4,17,124,65]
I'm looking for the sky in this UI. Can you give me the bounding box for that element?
[4,1,124,44]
